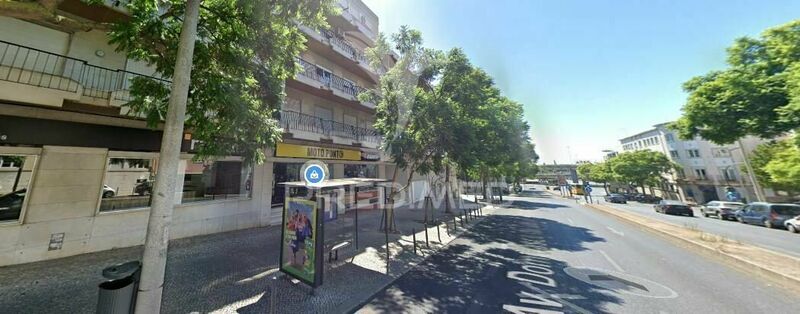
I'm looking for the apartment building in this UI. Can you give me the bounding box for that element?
[0,0,400,266]
[619,123,768,204]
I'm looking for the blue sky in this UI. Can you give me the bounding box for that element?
[362,0,800,163]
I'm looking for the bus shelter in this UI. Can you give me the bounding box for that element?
[277,178,388,289]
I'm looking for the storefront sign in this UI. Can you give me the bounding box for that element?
[360,150,381,161]
[276,143,360,161]
[280,198,320,285]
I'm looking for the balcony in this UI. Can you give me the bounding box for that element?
[297,25,378,82]
[0,40,169,109]
[278,110,380,145]
[291,58,374,110]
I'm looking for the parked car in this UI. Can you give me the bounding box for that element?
[0,189,26,221]
[102,185,116,198]
[700,201,744,220]
[622,192,640,201]
[655,200,693,216]
[636,194,663,204]
[604,193,627,204]
[785,216,800,233]
[738,202,800,228]
[134,181,153,196]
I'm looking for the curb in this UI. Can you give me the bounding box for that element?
[344,204,494,313]
[584,202,800,295]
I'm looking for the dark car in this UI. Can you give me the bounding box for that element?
[0,189,26,221]
[700,201,744,220]
[604,193,627,204]
[655,200,693,216]
[738,202,800,229]
[636,194,663,204]
[622,192,640,201]
[134,181,153,196]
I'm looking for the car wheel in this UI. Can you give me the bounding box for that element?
[738,217,745,223]
[764,219,773,228]
[788,224,798,233]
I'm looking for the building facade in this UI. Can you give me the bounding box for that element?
[0,0,410,266]
[619,123,768,204]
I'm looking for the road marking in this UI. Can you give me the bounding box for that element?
[598,250,624,272]
[606,226,625,237]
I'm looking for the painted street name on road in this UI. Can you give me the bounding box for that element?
[503,255,590,314]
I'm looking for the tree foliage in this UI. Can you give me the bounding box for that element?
[749,138,800,192]
[101,0,335,163]
[673,20,800,144]
[605,150,676,193]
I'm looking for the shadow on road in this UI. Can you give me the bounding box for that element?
[361,241,620,313]
[502,199,568,210]
[461,214,604,252]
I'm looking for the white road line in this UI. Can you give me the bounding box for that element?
[599,250,624,272]
[606,226,625,237]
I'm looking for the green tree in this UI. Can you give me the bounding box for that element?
[749,139,800,192]
[608,150,676,195]
[673,20,800,144]
[577,162,613,194]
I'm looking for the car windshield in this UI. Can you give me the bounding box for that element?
[773,205,800,215]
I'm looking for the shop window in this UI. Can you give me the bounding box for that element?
[0,154,36,223]
[344,164,378,178]
[272,163,303,205]
[180,159,253,203]
[99,157,157,212]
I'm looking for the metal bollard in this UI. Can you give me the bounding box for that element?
[436,223,442,242]
[453,216,458,230]
[424,223,430,248]
[460,214,465,227]
[412,228,418,255]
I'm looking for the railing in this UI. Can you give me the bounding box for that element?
[320,29,371,66]
[296,58,366,99]
[0,40,169,103]
[278,110,380,143]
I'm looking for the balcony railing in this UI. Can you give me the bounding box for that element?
[320,29,371,65]
[0,40,169,103]
[278,110,380,143]
[296,58,365,99]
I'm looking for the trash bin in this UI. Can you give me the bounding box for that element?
[97,261,141,314]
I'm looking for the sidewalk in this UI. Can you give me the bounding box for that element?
[0,196,488,313]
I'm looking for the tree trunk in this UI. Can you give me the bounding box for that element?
[444,164,452,213]
[639,183,646,195]
[135,1,200,312]
[603,182,608,194]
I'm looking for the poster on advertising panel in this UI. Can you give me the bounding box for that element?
[281,198,318,284]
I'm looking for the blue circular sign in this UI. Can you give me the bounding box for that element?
[304,164,326,185]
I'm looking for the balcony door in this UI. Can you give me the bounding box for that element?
[315,106,334,134]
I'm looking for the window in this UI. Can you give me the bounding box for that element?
[676,168,686,178]
[720,167,736,181]
[665,133,675,142]
[694,168,707,180]
[669,150,679,158]
[712,148,731,157]
[654,137,660,144]
[99,157,157,212]
[0,154,37,223]
[179,159,253,204]
[344,164,378,178]
[687,149,700,158]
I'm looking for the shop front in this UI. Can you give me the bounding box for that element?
[270,142,383,208]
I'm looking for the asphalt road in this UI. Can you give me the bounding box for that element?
[356,188,796,313]
[584,189,800,259]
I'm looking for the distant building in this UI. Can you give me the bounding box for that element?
[619,123,770,204]
[536,164,579,185]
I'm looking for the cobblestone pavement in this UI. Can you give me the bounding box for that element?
[0,197,488,313]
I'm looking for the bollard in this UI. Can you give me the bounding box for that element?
[445,220,451,235]
[412,228,418,255]
[453,216,458,230]
[436,223,442,242]
[424,223,430,248]
[460,214,465,227]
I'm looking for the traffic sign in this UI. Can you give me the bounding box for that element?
[303,163,326,186]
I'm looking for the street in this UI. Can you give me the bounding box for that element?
[583,187,800,259]
[357,188,796,313]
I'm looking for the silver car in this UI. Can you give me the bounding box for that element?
[701,201,744,220]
